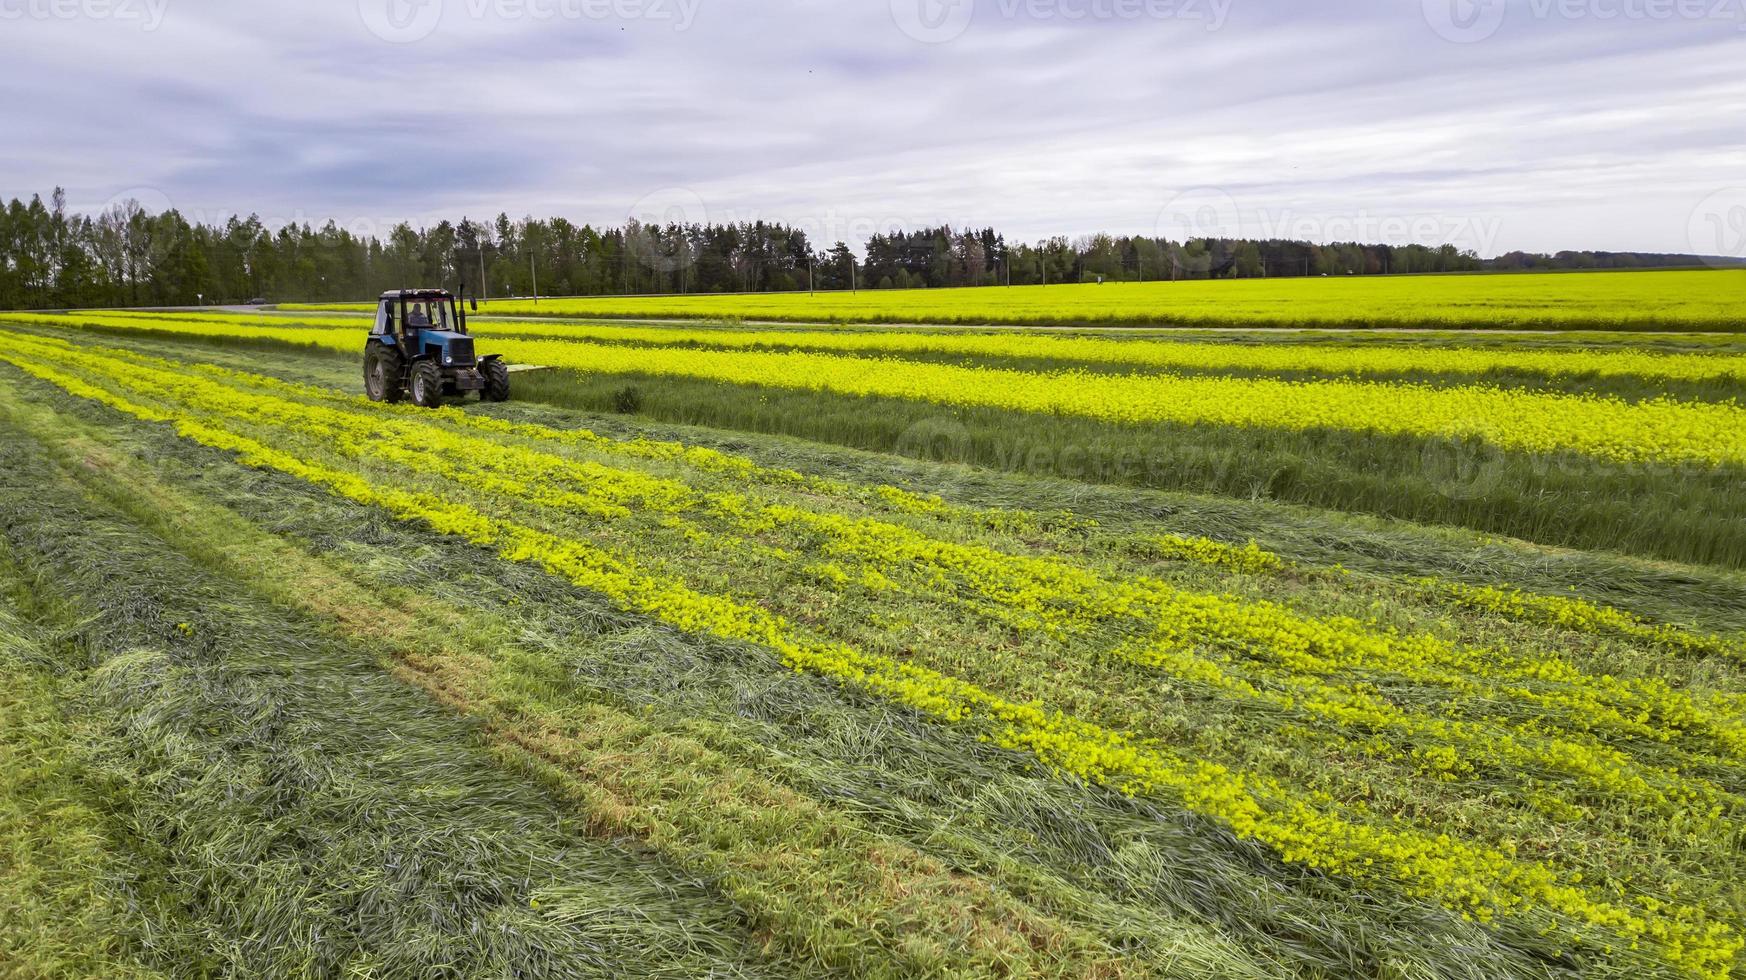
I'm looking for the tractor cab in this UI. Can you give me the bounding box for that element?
[364,287,509,407]
[373,289,471,363]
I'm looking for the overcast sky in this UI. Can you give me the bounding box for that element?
[3,0,1743,256]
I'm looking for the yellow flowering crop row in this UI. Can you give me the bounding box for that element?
[1423,580,1746,664]
[26,331,1746,776]
[3,314,1045,535]
[22,331,1743,791]
[210,377,1746,812]
[276,269,1746,330]
[2,334,1738,977]
[475,323,1746,383]
[1138,531,1746,666]
[9,312,1746,467]
[489,340,1746,467]
[209,351,1732,699]
[23,309,1746,384]
[33,333,1746,867]
[743,499,1746,764]
[1149,533,1287,575]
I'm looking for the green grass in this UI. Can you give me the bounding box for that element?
[284,268,1746,330]
[5,324,1745,978]
[0,600,164,980]
[0,361,1246,978]
[0,409,784,979]
[0,369,1631,979]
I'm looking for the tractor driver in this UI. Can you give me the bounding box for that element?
[405,301,433,330]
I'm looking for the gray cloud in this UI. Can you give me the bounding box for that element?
[2,0,1741,255]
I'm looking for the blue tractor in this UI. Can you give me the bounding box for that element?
[363,287,509,407]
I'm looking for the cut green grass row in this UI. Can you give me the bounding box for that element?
[0,424,794,979]
[0,361,1281,979]
[6,333,1739,971]
[13,335,1746,971]
[0,381,1605,980]
[0,598,163,980]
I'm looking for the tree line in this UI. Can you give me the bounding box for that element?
[0,188,1725,310]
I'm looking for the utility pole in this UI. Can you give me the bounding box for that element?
[808,257,815,296]
[850,259,857,293]
[530,251,539,306]
[478,248,489,304]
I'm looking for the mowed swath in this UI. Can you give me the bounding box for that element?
[2,323,1745,978]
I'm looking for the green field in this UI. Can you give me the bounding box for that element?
[5,279,1746,979]
[286,268,1746,330]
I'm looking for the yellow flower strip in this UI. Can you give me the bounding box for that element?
[224,357,1744,680]
[10,328,1732,803]
[17,334,1742,839]
[1422,580,1746,665]
[1109,636,1735,820]
[751,503,1746,764]
[170,344,1746,763]
[456,321,1746,384]
[228,350,1746,639]
[21,309,1746,384]
[484,340,1746,467]
[27,316,1736,661]
[1135,533,1746,666]
[2,342,1739,978]
[1150,534,1287,575]
[139,337,1050,535]
[10,312,1746,467]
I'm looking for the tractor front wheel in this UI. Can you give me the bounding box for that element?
[409,361,443,408]
[365,344,404,403]
[481,359,511,402]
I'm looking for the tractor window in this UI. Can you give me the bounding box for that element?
[404,300,453,332]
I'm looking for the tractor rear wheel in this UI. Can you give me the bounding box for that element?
[409,361,444,408]
[365,344,404,403]
[481,359,510,402]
